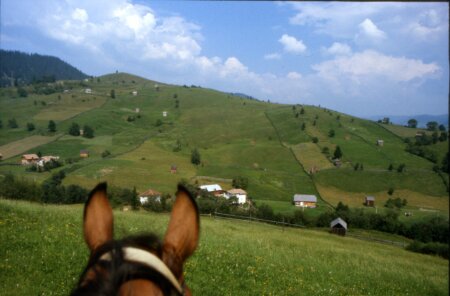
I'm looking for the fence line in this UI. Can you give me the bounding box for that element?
[205,211,407,248]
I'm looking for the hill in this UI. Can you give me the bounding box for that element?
[0,199,447,296]
[0,72,448,221]
[367,114,449,128]
[0,50,88,87]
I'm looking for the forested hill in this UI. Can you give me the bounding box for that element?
[0,50,88,87]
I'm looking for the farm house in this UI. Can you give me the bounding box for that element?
[226,188,247,204]
[330,217,347,236]
[139,189,162,205]
[199,184,225,197]
[21,154,39,165]
[365,196,375,207]
[293,194,317,208]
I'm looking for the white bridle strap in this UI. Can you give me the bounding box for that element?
[99,247,183,294]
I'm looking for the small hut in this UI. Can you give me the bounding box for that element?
[163,111,168,117]
[80,150,89,158]
[170,164,177,174]
[365,196,375,207]
[330,217,347,236]
[377,139,384,146]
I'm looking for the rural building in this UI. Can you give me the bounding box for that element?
[200,184,225,197]
[37,156,59,167]
[80,150,89,158]
[227,188,247,204]
[79,129,84,136]
[333,159,342,167]
[139,189,162,205]
[170,164,177,173]
[330,217,347,236]
[0,153,2,161]
[415,132,425,138]
[293,194,317,208]
[21,154,39,165]
[365,196,375,207]
[377,139,384,146]
[85,88,92,94]
[135,108,140,113]
[132,91,138,96]
[163,111,168,117]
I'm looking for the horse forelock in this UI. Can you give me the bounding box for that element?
[71,234,177,296]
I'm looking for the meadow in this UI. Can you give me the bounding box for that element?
[0,72,448,221]
[0,199,448,296]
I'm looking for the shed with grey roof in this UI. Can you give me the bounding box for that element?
[330,217,347,236]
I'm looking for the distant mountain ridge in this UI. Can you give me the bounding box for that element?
[0,50,88,87]
[367,114,448,128]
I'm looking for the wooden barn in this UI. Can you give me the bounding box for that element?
[365,196,375,207]
[330,217,347,236]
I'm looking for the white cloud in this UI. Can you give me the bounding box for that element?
[406,9,447,41]
[264,53,281,60]
[287,72,302,79]
[72,8,88,22]
[279,34,306,54]
[288,2,399,38]
[323,42,352,56]
[312,50,440,83]
[358,18,386,40]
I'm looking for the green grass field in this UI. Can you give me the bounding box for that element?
[0,72,448,221]
[0,199,448,296]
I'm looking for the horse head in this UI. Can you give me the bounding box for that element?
[72,182,199,295]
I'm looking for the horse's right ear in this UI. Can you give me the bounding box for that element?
[83,182,113,253]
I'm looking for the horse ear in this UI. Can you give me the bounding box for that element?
[83,182,114,253]
[163,185,199,277]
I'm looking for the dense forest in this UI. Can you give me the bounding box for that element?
[0,50,88,87]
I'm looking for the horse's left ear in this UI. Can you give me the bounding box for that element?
[163,185,199,277]
[83,182,114,253]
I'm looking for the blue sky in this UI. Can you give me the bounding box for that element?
[1,1,448,117]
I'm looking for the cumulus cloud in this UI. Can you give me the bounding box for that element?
[288,2,398,38]
[279,34,306,54]
[287,72,302,79]
[264,53,281,60]
[323,42,352,56]
[72,8,89,22]
[406,9,447,41]
[358,18,386,40]
[312,50,439,83]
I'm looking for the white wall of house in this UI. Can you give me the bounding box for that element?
[139,196,148,205]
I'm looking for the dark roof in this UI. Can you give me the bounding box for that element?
[330,217,347,230]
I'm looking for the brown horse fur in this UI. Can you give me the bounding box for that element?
[71,182,199,296]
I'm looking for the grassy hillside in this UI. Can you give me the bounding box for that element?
[0,199,448,296]
[0,72,448,219]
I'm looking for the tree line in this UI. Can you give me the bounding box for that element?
[0,50,87,87]
[1,174,447,258]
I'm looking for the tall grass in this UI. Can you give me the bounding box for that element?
[0,199,448,295]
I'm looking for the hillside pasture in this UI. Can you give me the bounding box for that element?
[290,142,334,172]
[63,140,197,194]
[0,134,61,159]
[33,95,106,121]
[314,168,448,198]
[316,184,449,215]
[0,199,448,296]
